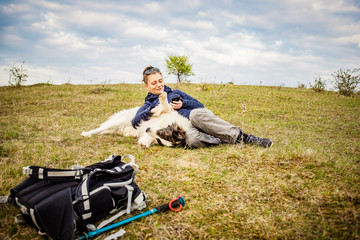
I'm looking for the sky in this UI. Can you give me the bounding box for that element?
[0,0,359,88]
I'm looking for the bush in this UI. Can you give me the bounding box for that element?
[297,82,307,89]
[310,76,326,92]
[331,68,360,96]
[199,82,211,91]
[8,61,28,88]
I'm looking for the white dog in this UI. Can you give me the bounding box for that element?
[81,92,191,148]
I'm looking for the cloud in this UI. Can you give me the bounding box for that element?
[0,2,31,14]
[334,34,360,48]
[42,32,88,51]
[28,0,67,11]
[122,19,173,40]
[0,27,27,46]
[170,18,216,31]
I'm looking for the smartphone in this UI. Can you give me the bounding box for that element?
[171,96,180,103]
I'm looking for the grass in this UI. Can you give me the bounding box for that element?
[0,83,359,239]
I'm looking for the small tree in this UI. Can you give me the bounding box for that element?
[331,68,360,96]
[165,55,194,84]
[9,61,28,88]
[310,76,326,92]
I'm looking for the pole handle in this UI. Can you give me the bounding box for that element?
[156,196,185,212]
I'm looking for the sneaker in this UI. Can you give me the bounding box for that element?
[246,135,273,148]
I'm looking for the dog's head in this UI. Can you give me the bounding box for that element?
[155,123,186,147]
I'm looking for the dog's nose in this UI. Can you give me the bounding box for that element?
[146,127,151,133]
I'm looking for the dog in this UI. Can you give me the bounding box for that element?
[81,92,191,148]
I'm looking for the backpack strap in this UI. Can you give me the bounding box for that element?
[104,229,126,240]
[95,185,134,229]
[121,154,137,168]
[121,154,139,176]
[22,155,134,181]
[23,166,89,180]
[97,209,127,229]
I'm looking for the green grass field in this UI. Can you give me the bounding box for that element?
[0,83,359,239]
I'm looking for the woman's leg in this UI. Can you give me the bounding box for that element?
[188,108,273,148]
[189,108,241,143]
[185,127,222,148]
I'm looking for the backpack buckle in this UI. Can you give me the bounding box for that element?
[74,170,83,180]
[22,166,32,176]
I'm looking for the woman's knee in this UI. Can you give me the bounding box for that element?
[185,127,221,148]
[189,108,213,125]
[185,128,199,148]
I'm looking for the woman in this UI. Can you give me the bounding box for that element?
[132,66,273,148]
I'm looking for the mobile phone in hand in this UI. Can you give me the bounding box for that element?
[171,96,180,103]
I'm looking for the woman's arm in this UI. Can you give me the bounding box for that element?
[131,103,152,128]
[176,90,204,109]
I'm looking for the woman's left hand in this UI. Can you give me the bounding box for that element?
[170,100,183,110]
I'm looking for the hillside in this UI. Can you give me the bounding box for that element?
[0,83,359,239]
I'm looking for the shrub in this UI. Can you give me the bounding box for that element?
[276,83,285,90]
[331,68,360,96]
[8,61,28,88]
[297,82,307,89]
[310,76,326,92]
[199,82,211,91]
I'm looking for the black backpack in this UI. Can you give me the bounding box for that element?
[8,154,146,240]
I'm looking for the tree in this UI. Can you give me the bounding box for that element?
[165,55,194,84]
[8,61,28,88]
[331,68,360,96]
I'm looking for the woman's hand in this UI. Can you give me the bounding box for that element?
[170,100,183,110]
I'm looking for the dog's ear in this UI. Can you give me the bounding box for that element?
[174,131,185,140]
[171,122,184,131]
[171,123,186,140]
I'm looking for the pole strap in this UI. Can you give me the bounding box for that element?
[169,196,184,212]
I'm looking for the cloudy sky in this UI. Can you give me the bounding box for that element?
[0,0,359,87]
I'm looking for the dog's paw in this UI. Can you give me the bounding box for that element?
[140,143,150,148]
[139,140,151,148]
[138,135,153,148]
[159,92,167,102]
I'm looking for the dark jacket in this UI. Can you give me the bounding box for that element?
[131,85,204,128]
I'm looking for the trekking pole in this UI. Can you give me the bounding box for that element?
[77,196,185,240]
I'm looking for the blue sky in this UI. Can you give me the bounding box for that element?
[0,0,359,87]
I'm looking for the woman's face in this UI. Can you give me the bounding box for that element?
[145,73,164,95]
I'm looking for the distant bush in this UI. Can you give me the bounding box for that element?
[310,76,326,92]
[8,61,28,88]
[297,82,307,89]
[276,83,285,90]
[331,68,360,96]
[31,82,53,87]
[199,82,211,91]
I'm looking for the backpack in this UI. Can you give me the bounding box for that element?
[8,154,146,240]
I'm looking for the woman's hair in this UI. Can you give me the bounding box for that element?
[142,66,162,84]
